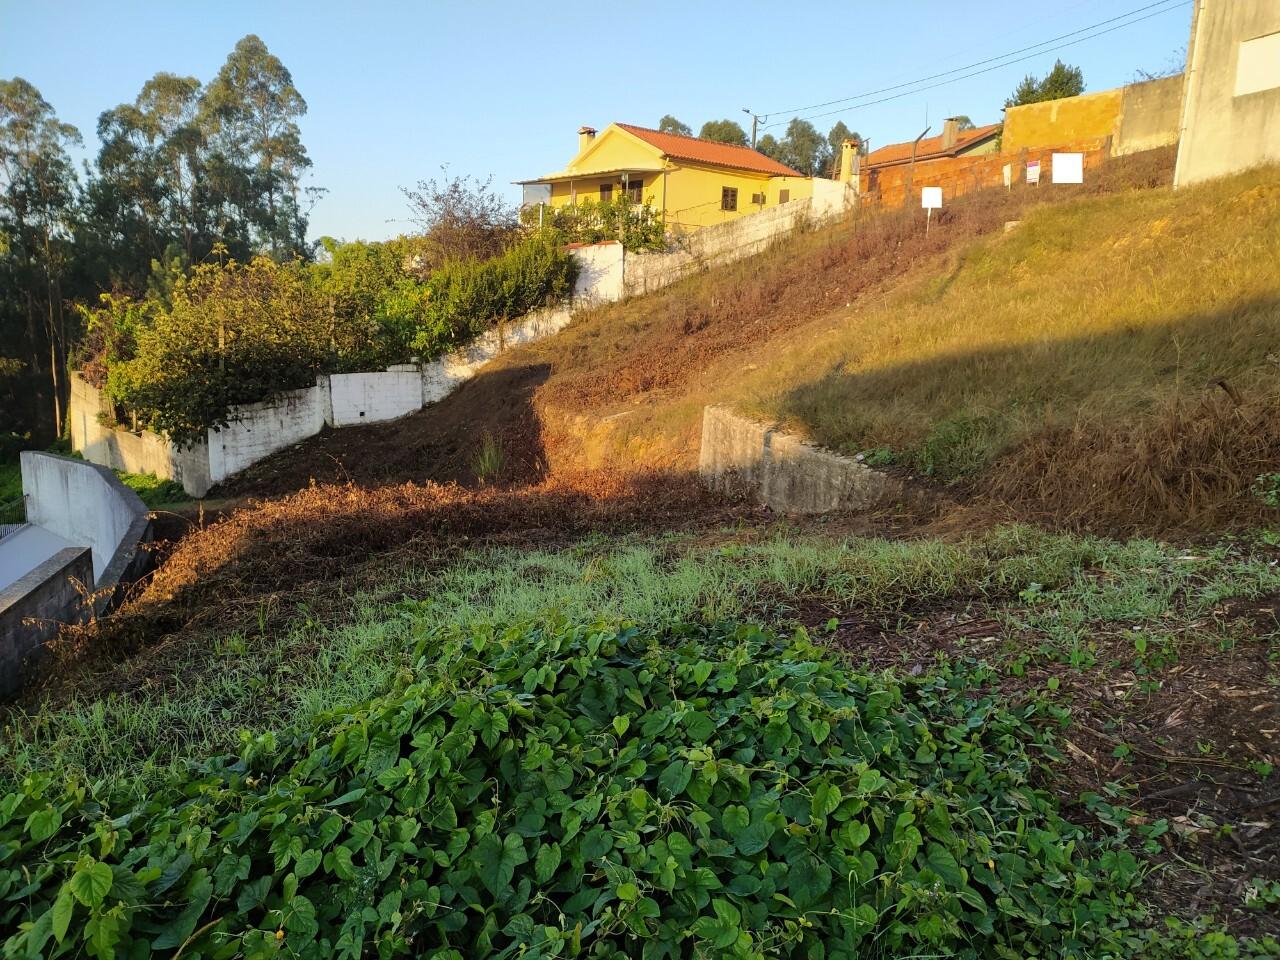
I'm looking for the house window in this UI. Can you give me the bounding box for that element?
[599,183,613,202]
[721,187,738,211]
[626,178,643,203]
[778,189,790,203]
[751,192,766,206]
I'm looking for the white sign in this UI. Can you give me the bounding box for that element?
[1002,163,1012,189]
[921,186,943,209]
[1052,152,1084,184]
[1026,160,1041,185]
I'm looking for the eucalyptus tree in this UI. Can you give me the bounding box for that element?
[199,34,312,257]
[0,77,81,435]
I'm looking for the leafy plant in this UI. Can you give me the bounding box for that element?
[0,619,1145,958]
[470,433,506,483]
[526,197,666,253]
[1252,473,1280,509]
[412,234,576,356]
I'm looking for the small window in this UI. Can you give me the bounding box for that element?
[721,187,738,211]
[751,192,766,205]
[1236,32,1280,97]
[626,178,643,203]
[599,183,613,202]
[778,189,790,203]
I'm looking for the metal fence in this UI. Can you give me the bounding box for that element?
[0,495,26,535]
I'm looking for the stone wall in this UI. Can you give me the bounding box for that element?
[0,547,93,699]
[698,406,899,514]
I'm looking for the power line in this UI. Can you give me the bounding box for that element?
[764,0,1183,118]
[761,0,1189,130]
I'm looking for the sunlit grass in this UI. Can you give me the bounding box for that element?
[735,168,1280,475]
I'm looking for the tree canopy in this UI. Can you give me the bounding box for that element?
[657,115,692,136]
[697,119,748,146]
[1006,60,1085,107]
[1,34,320,444]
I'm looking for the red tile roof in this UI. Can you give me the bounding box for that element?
[616,123,805,178]
[864,122,1002,168]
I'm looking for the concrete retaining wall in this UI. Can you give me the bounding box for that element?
[69,374,212,495]
[1175,1,1280,187]
[20,451,152,606]
[1115,74,1185,156]
[0,547,93,699]
[698,406,899,514]
[207,387,325,484]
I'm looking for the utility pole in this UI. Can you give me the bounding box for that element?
[742,108,765,148]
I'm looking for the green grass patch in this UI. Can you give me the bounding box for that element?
[0,461,19,504]
[6,525,1278,798]
[116,470,188,507]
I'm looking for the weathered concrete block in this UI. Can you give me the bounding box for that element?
[0,547,92,699]
[699,405,899,514]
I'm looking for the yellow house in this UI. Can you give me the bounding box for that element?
[518,123,811,233]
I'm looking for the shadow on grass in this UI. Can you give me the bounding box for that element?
[772,295,1280,530]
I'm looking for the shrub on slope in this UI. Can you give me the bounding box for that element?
[2,621,1142,959]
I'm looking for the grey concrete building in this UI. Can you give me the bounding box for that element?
[1175,0,1280,187]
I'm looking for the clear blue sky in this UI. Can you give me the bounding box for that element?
[1,0,1193,243]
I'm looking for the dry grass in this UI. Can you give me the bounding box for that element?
[748,174,1280,431]
[718,166,1280,527]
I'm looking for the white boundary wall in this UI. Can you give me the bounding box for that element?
[69,191,852,495]
[623,187,854,297]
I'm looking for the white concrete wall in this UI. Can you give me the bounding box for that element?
[1175,0,1280,187]
[328,370,424,428]
[623,191,852,298]
[569,240,625,306]
[69,375,212,497]
[206,386,324,484]
[422,306,573,403]
[20,451,149,583]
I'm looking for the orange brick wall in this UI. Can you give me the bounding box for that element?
[859,138,1111,208]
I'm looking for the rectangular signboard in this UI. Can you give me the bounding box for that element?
[1026,160,1041,185]
[1053,153,1084,184]
[921,186,943,209]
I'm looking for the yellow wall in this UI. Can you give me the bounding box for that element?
[537,124,816,231]
[1002,88,1123,153]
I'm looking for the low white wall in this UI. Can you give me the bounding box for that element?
[422,306,572,403]
[328,370,423,428]
[69,375,212,496]
[623,188,853,298]
[207,386,324,484]
[569,240,625,306]
[20,451,150,584]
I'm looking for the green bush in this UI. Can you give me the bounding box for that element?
[104,257,332,446]
[524,197,666,252]
[307,238,426,371]
[0,619,1146,959]
[92,236,574,443]
[412,234,576,356]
